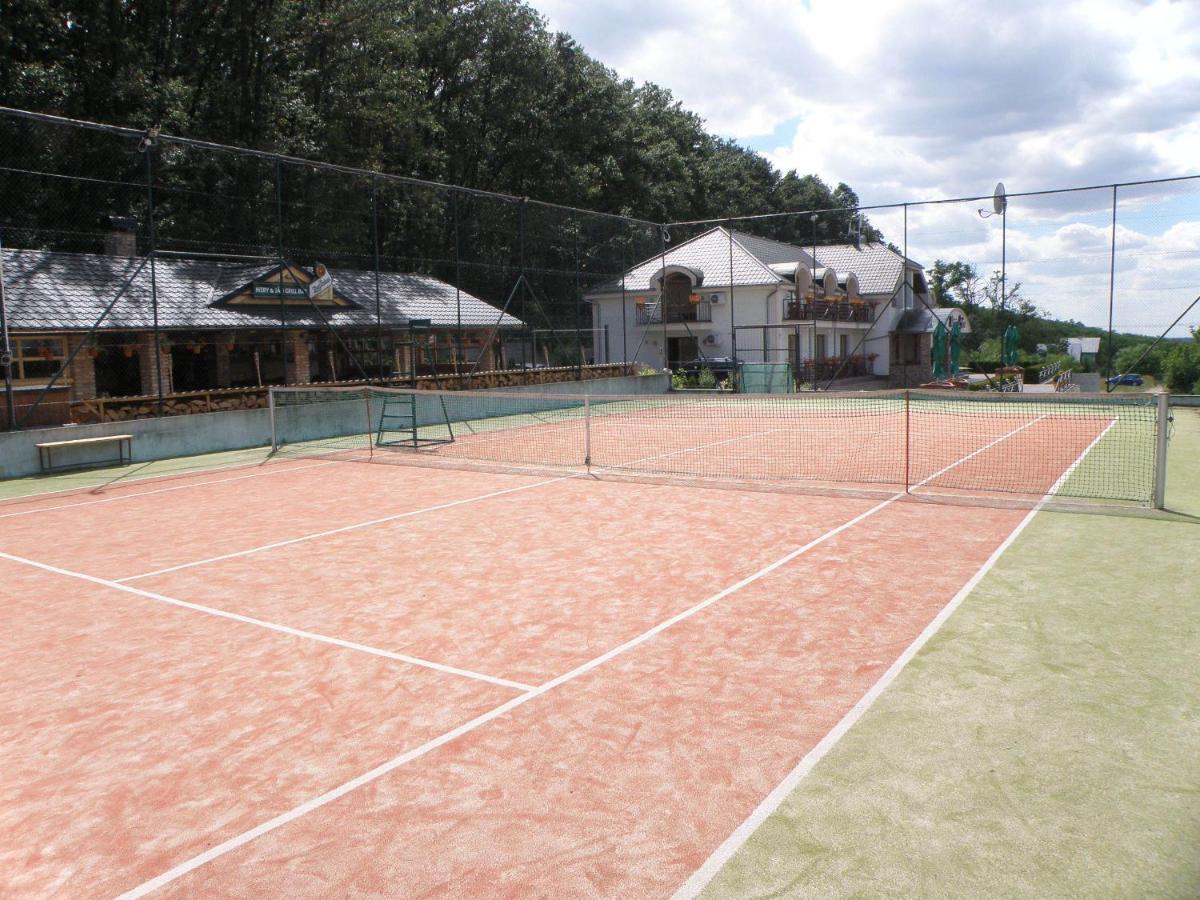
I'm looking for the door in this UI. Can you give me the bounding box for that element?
[667,336,699,369]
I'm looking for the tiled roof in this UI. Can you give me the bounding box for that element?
[810,242,909,297]
[590,227,796,293]
[728,230,816,267]
[1,249,523,331]
[588,227,921,299]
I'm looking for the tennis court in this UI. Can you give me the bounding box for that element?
[0,389,1183,896]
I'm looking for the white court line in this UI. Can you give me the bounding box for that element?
[117,416,1046,898]
[670,417,1115,900]
[118,423,794,583]
[0,459,338,520]
[117,474,575,582]
[0,549,535,693]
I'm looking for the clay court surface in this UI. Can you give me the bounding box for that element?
[1,404,1196,897]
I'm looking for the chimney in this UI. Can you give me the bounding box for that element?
[102,215,138,257]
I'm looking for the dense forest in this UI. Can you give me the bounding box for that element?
[9,0,1185,380]
[0,0,876,237]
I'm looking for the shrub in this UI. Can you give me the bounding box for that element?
[697,367,717,389]
[1164,343,1200,394]
[671,370,691,390]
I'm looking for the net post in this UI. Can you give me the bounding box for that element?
[584,395,591,467]
[268,386,278,452]
[1153,393,1169,509]
[364,386,374,461]
[903,389,911,493]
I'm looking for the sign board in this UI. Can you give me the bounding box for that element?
[308,262,334,299]
[409,318,433,332]
[252,282,309,300]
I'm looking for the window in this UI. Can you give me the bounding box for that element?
[815,334,828,358]
[12,336,68,383]
[840,334,849,358]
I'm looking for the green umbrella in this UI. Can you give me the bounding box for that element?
[1002,325,1020,366]
[931,319,947,380]
[949,317,962,374]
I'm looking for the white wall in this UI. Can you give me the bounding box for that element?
[591,286,899,374]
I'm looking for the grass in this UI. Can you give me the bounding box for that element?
[702,408,1200,898]
[0,445,275,502]
[1107,374,1160,393]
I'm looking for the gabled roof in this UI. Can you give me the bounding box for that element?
[591,227,800,293]
[1,249,523,331]
[810,242,911,296]
[588,226,922,299]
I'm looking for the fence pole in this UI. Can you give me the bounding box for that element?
[144,138,164,416]
[1106,184,1118,388]
[453,190,463,374]
[620,241,628,365]
[904,389,911,493]
[372,182,383,379]
[0,227,16,429]
[364,386,375,461]
[1153,392,1169,509]
[268,386,278,451]
[274,158,287,384]
[583,395,591,466]
[727,222,737,388]
[574,214,584,380]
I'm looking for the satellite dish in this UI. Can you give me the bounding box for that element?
[993,182,1007,215]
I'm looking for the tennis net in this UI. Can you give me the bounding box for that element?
[269,385,1166,506]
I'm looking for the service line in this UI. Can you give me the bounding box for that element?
[0,549,534,692]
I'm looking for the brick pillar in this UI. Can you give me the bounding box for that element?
[214,334,232,388]
[65,335,97,402]
[284,331,310,384]
[138,333,172,396]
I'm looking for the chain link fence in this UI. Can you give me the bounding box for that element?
[2,106,1198,430]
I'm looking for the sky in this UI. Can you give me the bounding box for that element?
[534,0,1200,336]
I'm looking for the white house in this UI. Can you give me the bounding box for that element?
[1066,336,1101,365]
[586,226,960,385]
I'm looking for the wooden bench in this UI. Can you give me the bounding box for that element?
[36,434,133,473]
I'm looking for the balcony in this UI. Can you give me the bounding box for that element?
[783,299,873,323]
[636,300,713,325]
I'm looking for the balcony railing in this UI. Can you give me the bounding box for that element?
[636,301,713,325]
[795,355,871,383]
[783,299,873,323]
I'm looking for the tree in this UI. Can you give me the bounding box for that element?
[982,270,1039,319]
[1163,328,1200,393]
[1114,342,1168,379]
[929,260,981,308]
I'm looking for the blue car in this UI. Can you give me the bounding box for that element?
[1107,373,1144,387]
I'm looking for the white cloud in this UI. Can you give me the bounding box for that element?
[534,0,1200,334]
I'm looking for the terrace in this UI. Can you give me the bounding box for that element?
[783,297,874,323]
